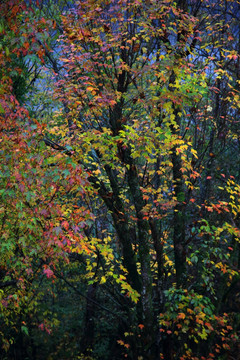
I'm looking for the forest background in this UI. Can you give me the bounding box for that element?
[1,0,240,359]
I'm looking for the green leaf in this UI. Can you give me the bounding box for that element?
[0,103,5,114]
[21,325,29,336]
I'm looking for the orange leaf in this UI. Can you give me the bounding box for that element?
[178,312,186,320]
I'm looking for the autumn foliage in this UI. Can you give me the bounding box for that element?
[1,0,240,359]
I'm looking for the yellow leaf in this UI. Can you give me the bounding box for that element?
[100,276,106,284]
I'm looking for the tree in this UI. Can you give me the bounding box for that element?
[46,0,240,358]
[0,1,91,355]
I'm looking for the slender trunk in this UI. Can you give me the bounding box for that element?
[125,155,156,358]
[150,218,164,310]
[172,139,186,287]
[200,127,215,205]
[80,283,97,355]
[169,72,187,287]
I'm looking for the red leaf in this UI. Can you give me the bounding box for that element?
[62,221,69,230]
[43,268,54,278]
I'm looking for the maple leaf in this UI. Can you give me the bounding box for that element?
[178,312,186,320]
